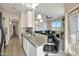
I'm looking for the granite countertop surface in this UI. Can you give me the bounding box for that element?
[22,32,47,48]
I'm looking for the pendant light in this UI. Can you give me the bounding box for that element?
[35,21,38,24]
[40,19,43,22]
[37,14,42,19]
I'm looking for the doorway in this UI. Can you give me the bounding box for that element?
[9,19,19,38]
[13,25,16,35]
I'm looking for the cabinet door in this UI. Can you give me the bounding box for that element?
[22,36,37,56]
[23,36,27,55]
[37,46,44,56]
[28,42,37,56]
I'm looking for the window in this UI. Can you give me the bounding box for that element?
[52,21,62,30]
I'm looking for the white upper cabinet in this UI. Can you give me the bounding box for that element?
[27,11,33,27]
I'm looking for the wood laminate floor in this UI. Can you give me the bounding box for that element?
[3,35,25,56]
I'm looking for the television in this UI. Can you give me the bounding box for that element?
[52,21,62,30]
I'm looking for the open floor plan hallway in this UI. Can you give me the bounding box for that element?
[3,35,25,56]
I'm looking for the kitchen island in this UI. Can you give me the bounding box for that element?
[21,32,47,56]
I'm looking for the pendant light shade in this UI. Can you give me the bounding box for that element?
[35,21,38,24]
[40,19,43,22]
[37,14,42,19]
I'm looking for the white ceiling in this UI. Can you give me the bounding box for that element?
[35,3,65,18]
[0,3,65,18]
[0,3,29,16]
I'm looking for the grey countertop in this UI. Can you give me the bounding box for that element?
[22,32,47,48]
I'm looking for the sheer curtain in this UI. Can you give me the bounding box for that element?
[68,10,79,55]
